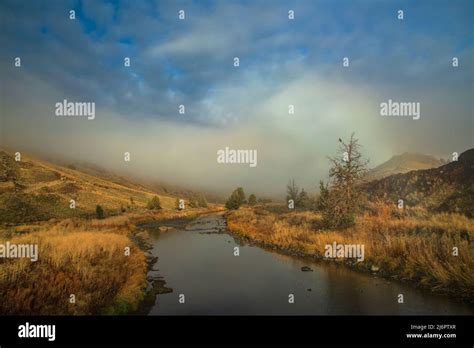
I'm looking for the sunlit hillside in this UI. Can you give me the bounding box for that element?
[0,149,179,223]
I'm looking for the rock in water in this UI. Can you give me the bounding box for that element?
[371,265,380,272]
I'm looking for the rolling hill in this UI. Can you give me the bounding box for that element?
[364,152,446,181]
[361,148,474,217]
[0,149,180,223]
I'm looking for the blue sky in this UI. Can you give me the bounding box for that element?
[1,0,473,195]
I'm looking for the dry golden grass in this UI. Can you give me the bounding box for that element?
[0,229,146,315]
[227,205,474,299]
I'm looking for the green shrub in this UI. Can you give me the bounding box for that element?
[248,194,257,206]
[225,187,246,210]
[147,196,162,210]
[96,205,105,219]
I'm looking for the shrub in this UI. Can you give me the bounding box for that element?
[197,194,208,208]
[147,196,162,210]
[96,205,105,219]
[188,196,198,208]
[225,187,246,210]
[297,189,311,210]
[248,194,257,206]
[0,193,67,223]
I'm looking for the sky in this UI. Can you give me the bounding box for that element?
[0,0,473,197]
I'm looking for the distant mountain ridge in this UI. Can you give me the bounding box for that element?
[365,152,446,181]
[361,149,474,217]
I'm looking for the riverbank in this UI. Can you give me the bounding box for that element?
[226,205,474,303]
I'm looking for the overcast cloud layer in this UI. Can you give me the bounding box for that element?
[1,0,473,197]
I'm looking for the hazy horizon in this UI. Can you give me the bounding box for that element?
[1,0,473,197]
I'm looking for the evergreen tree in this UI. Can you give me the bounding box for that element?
[286,178,299,205]
[248,194,257,206]
[297,189,310,209]
[225,187,246,210]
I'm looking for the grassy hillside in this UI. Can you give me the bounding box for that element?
[0,149,178,223]
[51,159,224,204]
[360,149,474,217]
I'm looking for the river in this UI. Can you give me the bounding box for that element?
[141,214,473,315]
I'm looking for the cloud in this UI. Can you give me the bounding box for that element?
[1,0,472,197]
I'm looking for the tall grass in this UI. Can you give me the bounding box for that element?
[0,217,147,315]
